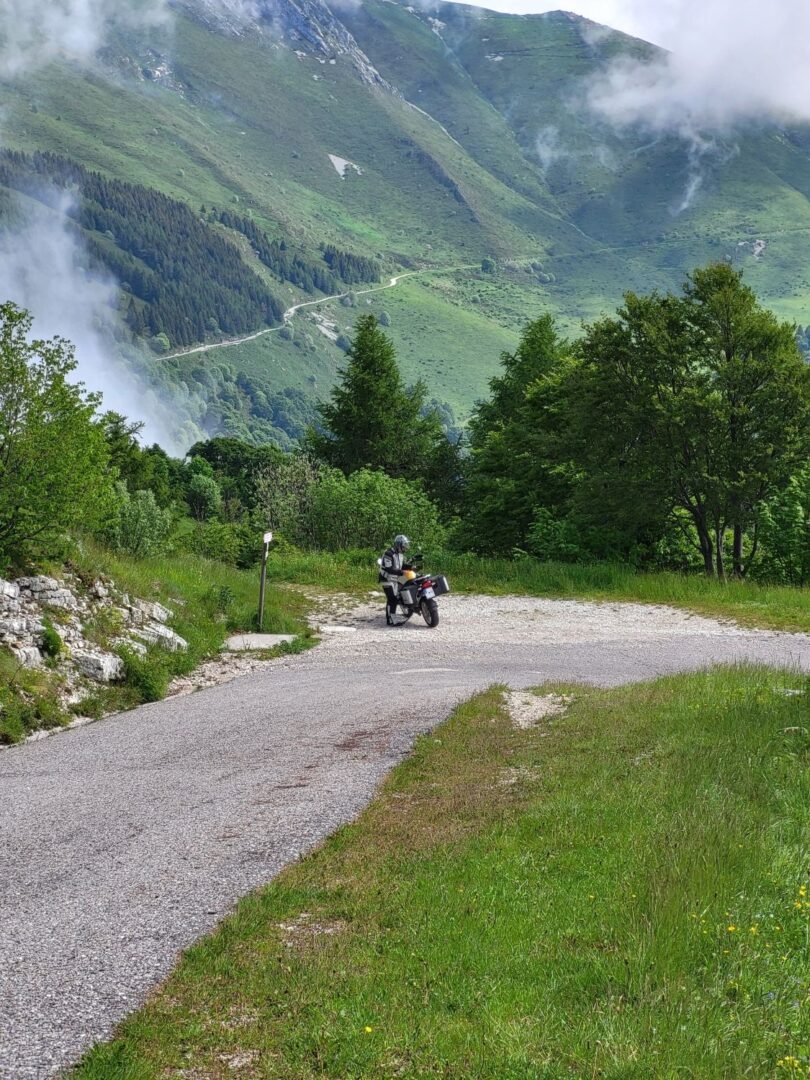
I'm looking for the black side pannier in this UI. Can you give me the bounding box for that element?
[432,576,450,596]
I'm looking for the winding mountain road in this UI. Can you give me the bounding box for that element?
[1,593,809,1078]
[163,264,478,362]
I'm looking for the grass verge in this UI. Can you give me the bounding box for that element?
[268,550,810,634]
[73,667,809,1078]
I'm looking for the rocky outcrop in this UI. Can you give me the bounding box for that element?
[0,573,188,688]
[180,0,394,89]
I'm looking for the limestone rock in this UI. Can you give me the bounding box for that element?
[132,622,188,652]
[73,651,125,683]
[0,616,31,640]
[130,599,174,625]
[135,600,173,626]
[0,579,20,606]
[17,577,79,610]
[12,646,42,669]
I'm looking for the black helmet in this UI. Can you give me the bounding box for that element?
[394,534,411,553]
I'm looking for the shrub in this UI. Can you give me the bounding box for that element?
[189,521,257,566]
[40,617,63,659]
[187,473,222,522]
[306,468,446,552]
[753,469,810,584]
[105,485,173,558]
[255,454,321,549]
[118,647,171,704]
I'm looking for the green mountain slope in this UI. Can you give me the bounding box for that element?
[1,0,809,443]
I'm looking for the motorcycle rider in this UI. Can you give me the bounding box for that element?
[380,534,411,626]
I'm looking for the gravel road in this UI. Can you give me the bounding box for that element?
[2,593,809,1078]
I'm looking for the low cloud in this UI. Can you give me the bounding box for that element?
[588,0,810,137]
[0,0,170,78]
[0,193,202,453]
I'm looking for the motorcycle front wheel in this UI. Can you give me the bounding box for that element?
[421,598,440,628]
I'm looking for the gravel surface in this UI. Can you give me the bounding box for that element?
[2,592,809,1078]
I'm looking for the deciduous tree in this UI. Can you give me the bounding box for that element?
[0,303,113,568]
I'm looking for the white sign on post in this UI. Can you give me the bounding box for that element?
[263,531,274,545]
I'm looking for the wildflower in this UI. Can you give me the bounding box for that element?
[749,925,759,935]
[799,886,807,897]
[364,1026,373,1034]
[727,925,737,933]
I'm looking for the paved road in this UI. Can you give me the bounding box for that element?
[1,594,809,1078]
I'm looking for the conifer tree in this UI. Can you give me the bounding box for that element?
[308,315,450,492]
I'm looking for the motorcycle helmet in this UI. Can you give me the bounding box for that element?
[394,534,411,553]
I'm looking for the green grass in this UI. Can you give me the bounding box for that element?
[72,667,810,1078]
[0,649,71,744]
[266,550,810,633]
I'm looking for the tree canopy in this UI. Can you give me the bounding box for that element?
[0,303,113,568]
[459,266,810,577]
[568,264,810,576]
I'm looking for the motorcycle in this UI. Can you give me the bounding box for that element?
[377,553,450,628]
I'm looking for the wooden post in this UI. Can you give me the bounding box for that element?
[258,531,273,631]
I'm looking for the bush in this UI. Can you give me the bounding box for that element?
[40,617,63,659]
[118,647,171,704]
[306,468,446,552]
[525,508,590,563]
[753,469,810,584]
[105,485,173,558]
[189,521,258,567]
[187,473,222,522]
[255,454,321,549]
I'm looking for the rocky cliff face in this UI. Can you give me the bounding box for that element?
[178,0,392,87]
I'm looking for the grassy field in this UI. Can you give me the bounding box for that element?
[267,550,810,634]
[73,667,810,1078]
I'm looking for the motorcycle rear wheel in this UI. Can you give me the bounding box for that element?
[421,598,440,628]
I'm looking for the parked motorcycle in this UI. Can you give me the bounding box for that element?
[377,554,450,628]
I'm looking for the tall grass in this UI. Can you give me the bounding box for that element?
[268,549,810,632]
[73,667,810,1078]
